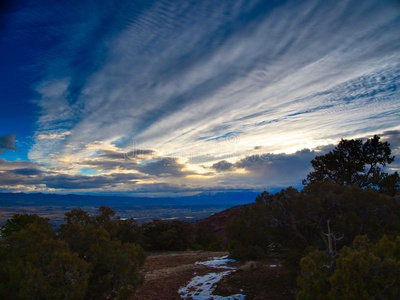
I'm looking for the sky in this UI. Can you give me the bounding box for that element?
[0,0,399,196]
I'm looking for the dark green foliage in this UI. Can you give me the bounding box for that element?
[226,136,400,298]
[0,207,146,300]
[227,193,274,260]
[94,206,119,238]
[83,236,145,300]
[141,219,194,251]
[192,226,222,251]
[304,135,399,196]
[0,219,89,300]
[227,188,307,260]
[296,250,331,300]
[116,217,142,245]
[64,209,92,226]
[62,207,142,245]
[59,207,145,300]
[0,213,52,238]
[298,182,400,253]
[297,235,400,300]
[227,182,400,264]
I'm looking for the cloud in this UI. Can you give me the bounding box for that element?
[36,131,71,140]
[236,150,315,179]
[82,155,198,177]
[100,149,155,160]
[137,157,195,177]
[210,149,319,187]
[0,134,17,154]
[81,159,140,172]
[381,130,400,172]
[41,173,141,189]
[10,168,45,176]
[382,130,400,151]
[0,159,38,170]
[211,160,235,172]
[0,157,143,190]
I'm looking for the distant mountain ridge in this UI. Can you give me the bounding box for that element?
[0,191,261,207]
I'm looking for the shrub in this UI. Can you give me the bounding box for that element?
[0,221,89,300]
[297,235,400,300]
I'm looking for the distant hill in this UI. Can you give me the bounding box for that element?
[195,204,251,239]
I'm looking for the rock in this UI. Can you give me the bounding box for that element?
[238,261,261,271]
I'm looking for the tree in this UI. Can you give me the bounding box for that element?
[115,217,142,245]
[64,209,92,226]
[304,135,399,196]
[227,190,292,260]
[192,226,222,251]
[63,207,136,243]
[227,182,400,265]
[0,213,52,238]
[0,222,89,300]
[141,219,194,251]
[84,236,145,300]
[59,208,146,300]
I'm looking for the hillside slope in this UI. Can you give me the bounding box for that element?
[195,204,250,238]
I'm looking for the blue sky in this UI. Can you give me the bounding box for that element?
[0,0,399,195]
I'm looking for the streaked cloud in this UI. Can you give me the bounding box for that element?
[36,131,71,140]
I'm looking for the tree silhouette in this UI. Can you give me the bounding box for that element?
[304,135,399,195]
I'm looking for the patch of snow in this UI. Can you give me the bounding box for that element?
[195,255,236,270]
[179,255,246,300]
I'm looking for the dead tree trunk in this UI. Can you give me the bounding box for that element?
[323,219,343,274]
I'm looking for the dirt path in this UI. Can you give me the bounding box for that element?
[133,251,236,300]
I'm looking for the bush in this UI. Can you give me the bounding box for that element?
[0,220,89,300]
[296,250,331,300]
[297,235,400,300]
